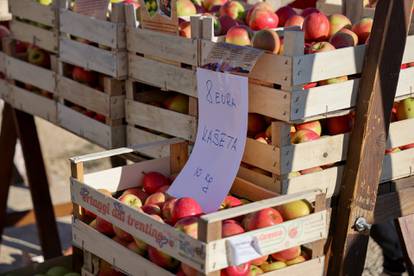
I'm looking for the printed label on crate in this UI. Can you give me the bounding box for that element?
[70,179,206,270]
[74,0,110,20]
[203,43,264,73]
[168,68,248,213]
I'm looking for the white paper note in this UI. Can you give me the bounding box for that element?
[168,68,248,213]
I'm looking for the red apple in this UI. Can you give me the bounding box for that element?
[96,216,115,236]
[248,113,266,137]
[278,200,312,220]
[72,67,97,86]
[251,255,268,266]
[385,147,401,154]
[221,263,251,276]
[162,198,178,224]
[181,263,198,276]
[243,208,283,231]
[271,246,301,262]
[177,0,197,16]
[326,114,352,135]
[225,25,252,46]
[396,98,414,120]
[112,235,130,247]
[276,6,296,27]
[245,2,274,25]
[220,195,242,209]
[156,185,170,193]
[219,1,245,21]
[328,14,352,37]
[300,166,323,175]
[142,204,162,216]
[219,14,239,35]
[143,172,169,194]
[127,240,147,256]
[308,41,335,53]
[15,41,28,54]
[171,197,203,224]
[121,188,149,203]
[148,246,180,270]
[303,12,330,42]
[175,216,199,238]
[284,15,304,28]
[179,21,191,38]
[301,7,320,17]
[203,0,227,11]
[252,29,281,54]
[248,9,279,30]
[330,28,358,48]
[303,82,317,89]
[352,17,373,44]
[145,192,166,206]
[222,220,245,237]
[291,129,320,144]
[295,120,321,136]
[119,193,142,208]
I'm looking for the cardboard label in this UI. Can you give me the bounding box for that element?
[74,0,110,20]
[168,68,248,213]
[203,43,264,73]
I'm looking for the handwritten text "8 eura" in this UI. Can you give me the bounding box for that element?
[205,80,237,108]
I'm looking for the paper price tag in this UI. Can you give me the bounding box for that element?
[168,68,248,213]
[226,235,262,266]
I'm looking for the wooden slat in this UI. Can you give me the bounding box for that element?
[126,27,198,66]
[5,55,56,93]
[72,219,174,276]
[237,166,277,192]
[0,51,6,73]
[60,9,125,49]
[10,20,57,54]
[10,85,57,123]
[125,99,197,141]
[260,257,325,276]
[242,138,279,173]
[0,79,10,101]
[57,76,124,119]
[57,104,125,149]
[128,54,197,97]
[395,214,414,274]
[126,126,170,158]
[10,0,55,27]
[59,37,127,78]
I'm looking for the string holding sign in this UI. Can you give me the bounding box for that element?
[167,68,249,213]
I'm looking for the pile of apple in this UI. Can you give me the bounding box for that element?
[247,96,414,177]
[82,171,313,275]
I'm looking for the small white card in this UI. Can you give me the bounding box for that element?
[226,235,262,266]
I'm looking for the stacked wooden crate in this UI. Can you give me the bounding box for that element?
[57,1,127,149]
[70,140,328,276]
[200,24,414,196]
[2,0,59,123]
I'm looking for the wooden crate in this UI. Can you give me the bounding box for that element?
[9,0,59,54]
[70,140,328,275]
[1,38,57,123]
[59,1,127,79]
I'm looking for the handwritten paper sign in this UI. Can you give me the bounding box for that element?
[168,68,248,213]
[74,0,110,20]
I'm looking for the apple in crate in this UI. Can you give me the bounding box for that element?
[143,172,170,194]
[328,14,351,37]
[245,3,274,26]
[148,246,180,270]
[326,114,352,135]
[177,0,197,16]
[113,193,142,241]
[145,192,166,206]
[250,265,264,275]
[295,120,321,136]
[330,28,358,48]
[243,208,283,231]
[252,29,281,54]
[27,46,50,68]
[352,17,373,44]
[142,204,162,216]
[221,263,251,276]
[72,67,98,87]
[285,15,304,28]
[128,239,148,256]
[225,25,252,46]
[319,75,348,86]
[219,1,245,21]
[45,266,70,276]
[271,246,301,262]
[121,188,149,203]
[98,260,123,276]
[396,98,414,120]
[171,197,203,224]
[260,261,287,272]
[278,200,312,220]
[221,195,242,209]
[291,129,320,144]
[162,198,178,224]
[219,14,239,35]
[222,219,245,237]
[308,41,335,53]
[276,6,296,27]
[248,9,279,30]
[303,12,330,42]
[286,255,306,265]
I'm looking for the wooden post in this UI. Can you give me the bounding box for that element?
[0,104,17,245]
[328,0,414,275]
[395,214,414,275]
[12,108,63,259]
